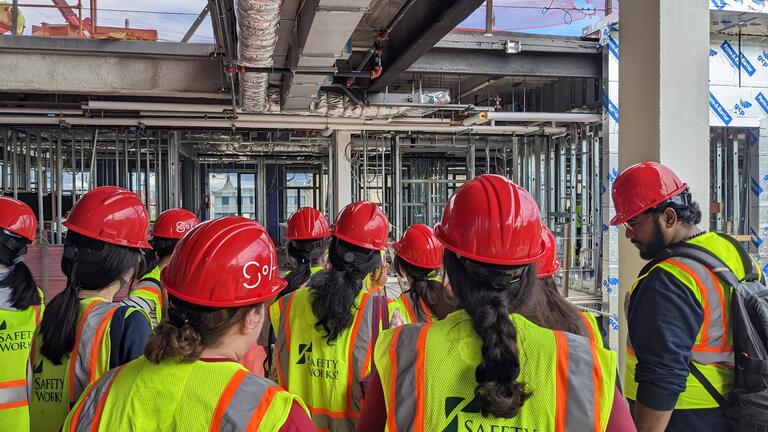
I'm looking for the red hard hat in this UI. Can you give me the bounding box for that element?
[63,186,151,249]
[331,201,389,250]
[285,207,330,240]
[434,174,545,266]
[162,216,286,308]
[610,162,688,225]
[535,226,560,279]
[0,197,36,242]
[153,208,199,240]
[393,224,444,269]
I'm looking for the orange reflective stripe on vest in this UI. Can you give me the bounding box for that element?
[663,258,732,363]
[69,301,120,402]
[275,294,294,388]
[66,365,124,431]
[385,317,610,432]
[554,330,604,432]
[0,379,28,410]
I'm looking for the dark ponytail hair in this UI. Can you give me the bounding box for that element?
[143,237,180,273]
[443,250,534,418]
[309,237,381,344]
[0,230,40,310]
[40,231,143,364]
[283,238,328,297]
[393,255,453,321]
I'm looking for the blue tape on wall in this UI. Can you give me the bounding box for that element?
[721,40,741,69]
[751,177,764,196]
[750,227,763,248]
[607,34,620,61]
[720,40,757,76]
[709,92,733,125]
[711,0,726,9]
[756,92,768,115]
[601,91,620,123]
[740,52,757,76]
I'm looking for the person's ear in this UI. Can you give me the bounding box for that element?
[662,208,678,228]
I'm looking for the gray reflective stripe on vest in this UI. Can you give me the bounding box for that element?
[312,412,355,432]
[392,324,425,432]
[69,366,123,432]
[72,302,121,401]
[121,293,158,327]
[562,332,598,432]
[276,295,291,389]
[672,257,734,365]
[0,381,27,405]
[350,294,375,413]
[220,374,273,432]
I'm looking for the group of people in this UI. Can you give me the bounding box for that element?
[0,161,749,431]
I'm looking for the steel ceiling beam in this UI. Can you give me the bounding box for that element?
[367,0,485,92]
[407,49,601,78]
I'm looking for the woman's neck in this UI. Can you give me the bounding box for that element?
[77,279,123,302]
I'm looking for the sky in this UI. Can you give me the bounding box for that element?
[458,0,615,37]
[5,1,619,45]
[8,0,214,42]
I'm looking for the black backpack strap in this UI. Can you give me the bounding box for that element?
[688,361,730,408]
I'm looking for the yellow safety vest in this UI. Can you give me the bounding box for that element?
[29,296,149,432]
[270,287,377,432]
[388,277,444,325]
[63,356,305,431]
[123,265,164,327]
[0,288,43,431]
[581,311,602,346]
[389,293,434,325]
[363,273,383,293]
[375,310,616,432]
[625,232,752,409]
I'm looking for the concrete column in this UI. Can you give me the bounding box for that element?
[331,131,353,219]
[618,0,710,377]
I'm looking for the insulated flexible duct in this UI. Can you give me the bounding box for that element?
[237,0,281,112]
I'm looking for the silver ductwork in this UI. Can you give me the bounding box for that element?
[264,88,437,118]
[237,0,281,112]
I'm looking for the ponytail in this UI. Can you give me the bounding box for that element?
[283,238,328,297]
[1,261,40,310]
[40,231,143,364]
[393,255,452,321]
[309,237,380,344]
[40,274,81,364]
[145,298,256,363]
[444,250,534,418]
[0,230,40,310]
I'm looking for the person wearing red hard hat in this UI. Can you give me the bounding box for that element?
[28,186,154,432]
[62,216,315,431]
[270,201,390,431]
[611,162,762,432]
[533,226,604,346]
[123,208,199,327]
[359,175,633,432]
[282,207,331,298]
[389,223,456,325]
[0,197,44,430]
